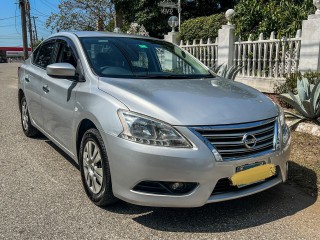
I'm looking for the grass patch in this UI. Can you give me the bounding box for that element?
[287,132,320,196]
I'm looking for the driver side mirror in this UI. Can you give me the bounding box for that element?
[46,63,76,78]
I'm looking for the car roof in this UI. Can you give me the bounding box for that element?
[49,31,161,41]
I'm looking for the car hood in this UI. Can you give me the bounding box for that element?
[98,77,278,126]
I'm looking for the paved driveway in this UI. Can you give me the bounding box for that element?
[0,63,319,239]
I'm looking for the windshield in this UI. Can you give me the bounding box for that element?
[80,37,213,79]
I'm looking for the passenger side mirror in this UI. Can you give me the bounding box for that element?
[46,63,76,78]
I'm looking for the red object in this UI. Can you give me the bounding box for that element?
[0,47,32,51]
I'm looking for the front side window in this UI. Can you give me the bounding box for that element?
[80,37,212,79]
[56,41,77,68]
[34,41,55,68]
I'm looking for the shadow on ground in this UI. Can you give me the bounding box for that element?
[287,161,318,197]
[106,163,318,233]
[42,137,79,170]
[41,136,318,233]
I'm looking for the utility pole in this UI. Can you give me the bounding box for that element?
[32,30,36,44]
[19,0,28,60]
[25,0,33,51]
[32,16,38,42]
[178,0,181,32]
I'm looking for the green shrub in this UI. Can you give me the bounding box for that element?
[274,72,320,108]
[211,64,243,80]
[234,0,315,40]
[279,77,320,126]
[180,14,226,42]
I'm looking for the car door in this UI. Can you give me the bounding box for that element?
[41,38,80,153]
[24,40,56,129]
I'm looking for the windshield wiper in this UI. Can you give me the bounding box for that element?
[135,74,184,79]
[134,74,214,79]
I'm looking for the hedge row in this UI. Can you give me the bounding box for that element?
[180,13,227,42]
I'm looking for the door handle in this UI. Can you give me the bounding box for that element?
[42,85,49,93]
[25,77,30,82]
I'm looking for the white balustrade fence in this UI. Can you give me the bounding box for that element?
[172,6,320,92]
[180,38,218,68]
[234,30,302,79]
[180,30,302,80]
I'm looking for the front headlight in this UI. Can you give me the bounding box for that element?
[276,104,290,145]
[117,110,192,148]
[278,104,285,127]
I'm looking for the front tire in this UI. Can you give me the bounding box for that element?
[79,128,118,206]
[20,96,39,137]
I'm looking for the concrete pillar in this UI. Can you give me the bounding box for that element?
[164,32,180,45]
[218,25,235,67]
[299,14,320,72]
[163,32,179,70]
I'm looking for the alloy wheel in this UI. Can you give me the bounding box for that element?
[21,99,29,131]
[82,140,104,194]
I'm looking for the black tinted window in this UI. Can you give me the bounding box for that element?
[34,42,55,68]
[31,46,40,63]
[57,42,77,68]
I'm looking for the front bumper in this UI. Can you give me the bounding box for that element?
[103,127,291,208]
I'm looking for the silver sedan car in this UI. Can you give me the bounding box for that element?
[18,32,291,207]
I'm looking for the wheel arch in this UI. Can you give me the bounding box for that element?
[76,119,98,159]
[18,89,24,112]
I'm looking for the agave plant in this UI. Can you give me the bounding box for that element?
[279,77,320,127]
[210,64,243,80]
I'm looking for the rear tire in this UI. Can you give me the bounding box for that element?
[79,128,118,206]
[20,96,39,137]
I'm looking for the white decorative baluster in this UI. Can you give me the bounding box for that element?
[186,40,190,54]
[257,33,263,77]
[237,37,243,75]
[252,42,257,77]
[215,37,218,66]
[274,40,280,78]
[295,39,301,73]
[269,32,275,78]
[263,42,268,77]
[233,41,238,69]
[185,40,190,73]
[247,35,252,77]
[192,39,196,58]
[206,38,211,67]
[199,38,203,64]
[242,42,247,77]
[281,37,287,77]
[287,40,293,75]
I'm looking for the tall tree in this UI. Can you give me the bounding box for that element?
[46,0,237,36]
[46,0,115,32]
[113,0,237,37]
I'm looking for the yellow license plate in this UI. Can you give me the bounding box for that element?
[230,164,276,186]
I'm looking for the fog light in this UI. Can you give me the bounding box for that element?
[170,182,184,190]
[133,181,198,195]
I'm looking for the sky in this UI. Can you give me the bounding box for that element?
[0,0,60,47]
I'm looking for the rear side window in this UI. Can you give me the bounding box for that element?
[34,42,56,68]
